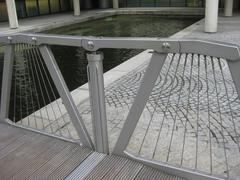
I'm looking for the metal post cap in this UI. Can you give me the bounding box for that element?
[87,52,104,62]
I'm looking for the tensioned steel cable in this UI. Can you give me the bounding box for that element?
[23,44,45,129]
[202,56,212,173]
[195,54,200,170]
[180,54,194,166]
[34,47,74,139]
[152,53,182,159]
[211,57,229,178]
[29,44,58,133]
[22,44,38,128]
[123,55,177,154]
[25,44,54,133]
[137,54,174,155]
[20,44,31,127]
[13,45,17,123]
[30,46,63,136]
[166,54,187,162]
[17,45,23,123]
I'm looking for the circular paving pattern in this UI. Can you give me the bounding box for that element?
[102,53,240,178]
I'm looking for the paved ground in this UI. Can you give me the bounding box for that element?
[8,11,240,179]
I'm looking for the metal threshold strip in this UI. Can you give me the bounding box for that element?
[66,152,186,180]
[66,152,106,180]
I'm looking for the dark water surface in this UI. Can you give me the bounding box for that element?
[44,15,201,90]
[0,15,201,121]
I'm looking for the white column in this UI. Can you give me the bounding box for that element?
[73,0,80,16]
[224,0,234,17]
[113,0,119,9]
[205,0,219,33]
[6,0,19,29]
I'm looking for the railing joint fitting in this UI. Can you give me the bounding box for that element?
[82,38,99,52]
[162,42,171,52]
[31,37,37,41]
[86,51,103,62]
[7,36,13,44]
[87,41,95,50]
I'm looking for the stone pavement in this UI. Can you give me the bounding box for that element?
[18,13,240,179]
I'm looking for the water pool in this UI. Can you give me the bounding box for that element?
[44,15,201,90]
[0,14,201,121]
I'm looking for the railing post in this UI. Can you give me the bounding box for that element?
[0,42,15,123]
[87,51,109,154]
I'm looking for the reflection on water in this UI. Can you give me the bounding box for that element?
[0,15,200,121]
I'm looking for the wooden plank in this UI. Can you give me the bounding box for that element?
[0,133,39,160]
[47,148,92,179]
[94,156,128,180]
[113,158,143,180]
[84,155,143,180]
[28,144,80,179]
[0,123,91,180]
[11,140,68,180]
[84,156,121,180]
[134,166,160,180]
[83,155,185,180]
[0,134,49,178]
[0,124,26,149]
[0,131,26,151]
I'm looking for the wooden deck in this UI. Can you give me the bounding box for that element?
[0,123,184,180]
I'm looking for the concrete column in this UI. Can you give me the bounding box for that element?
[205,0,219,33]
[224,0,234,17]
[113,0,119,9]
[6,0,19,29]
[99,0,110,8]
[73,0,81,16]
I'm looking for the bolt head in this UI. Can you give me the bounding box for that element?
[32,37,37,41]
[87,41,95,50]
[162,42,171,51]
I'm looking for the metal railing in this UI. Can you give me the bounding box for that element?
[0,33,240,180]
